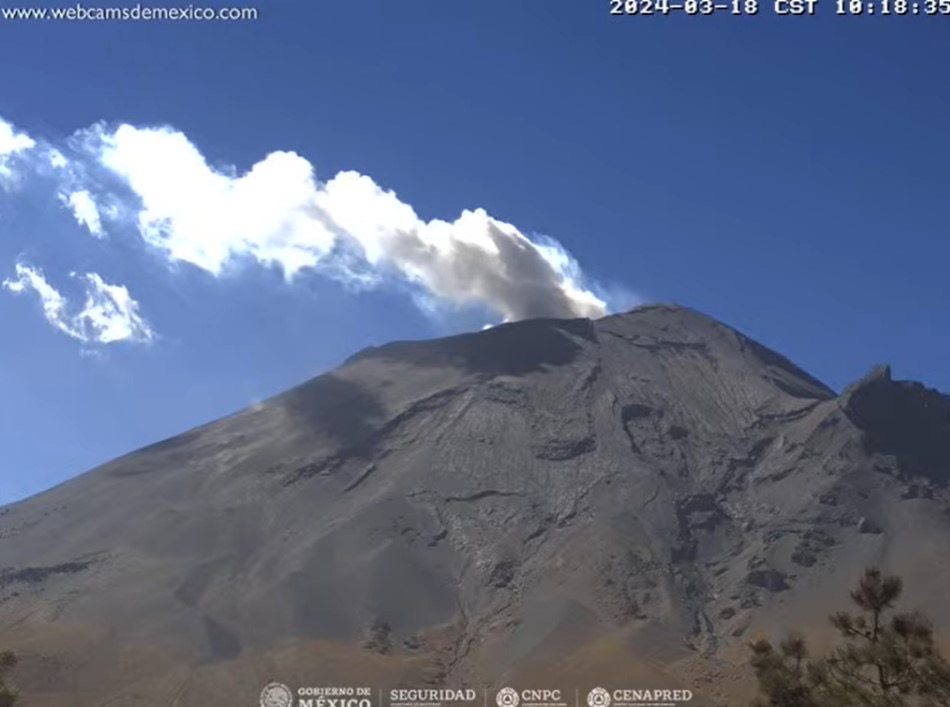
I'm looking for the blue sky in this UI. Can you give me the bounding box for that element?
[0,1,947,505]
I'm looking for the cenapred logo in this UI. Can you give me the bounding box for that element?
[587,688,611,707]
[260,682,295,707]
[496,687,520,707]
[586,687,693,707]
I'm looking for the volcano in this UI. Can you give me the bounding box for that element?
[3,304,950,706]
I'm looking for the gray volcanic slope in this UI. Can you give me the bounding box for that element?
[3,304,950,706]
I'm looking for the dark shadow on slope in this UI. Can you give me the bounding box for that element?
[345,318,591,377]
[279,374,387,450]
[842,365,950,484]
[0,558,96,588]
[202,616,242,661]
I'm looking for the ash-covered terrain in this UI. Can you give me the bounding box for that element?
[2,304,950,706]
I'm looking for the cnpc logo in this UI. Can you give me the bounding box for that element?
[496,687,564,707]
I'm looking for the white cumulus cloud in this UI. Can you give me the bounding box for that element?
[80,122,608,321]
[59,189,105,238]
[3,263,154,345]
[0,117,37,185]
[93,125,337,277]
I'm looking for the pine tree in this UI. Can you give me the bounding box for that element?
[749,632,819,707]
[749,568,950,707]
[0,650,16,707]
